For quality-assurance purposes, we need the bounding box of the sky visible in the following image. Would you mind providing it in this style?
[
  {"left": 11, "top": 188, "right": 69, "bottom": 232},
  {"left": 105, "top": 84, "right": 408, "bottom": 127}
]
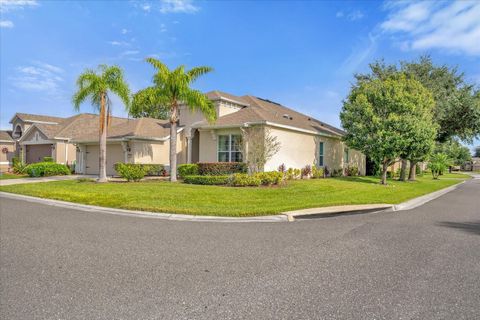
[{"left": 1, "top": 0, "right": 479, "bottom": 150}]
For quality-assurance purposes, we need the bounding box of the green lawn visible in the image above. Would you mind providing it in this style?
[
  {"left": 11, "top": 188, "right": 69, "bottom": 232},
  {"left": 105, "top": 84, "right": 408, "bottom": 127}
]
[
  {"left": 0, "top": 174, "right": 470, "bottom": 217},
  {"left": 0, "top": 173, "right": 27, "bottom": 180}
]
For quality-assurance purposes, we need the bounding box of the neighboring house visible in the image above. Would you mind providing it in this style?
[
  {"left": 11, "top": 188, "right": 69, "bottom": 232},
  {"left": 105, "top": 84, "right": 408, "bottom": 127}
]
[
  {"left": 463, "top": 157, "right": 480, "bottom": 171},
  {"left": 0, "top": 130, "right": 15, "bottom": 172},
  {"left": 4, "top": 90, "right": 366, "bottom": 176}
]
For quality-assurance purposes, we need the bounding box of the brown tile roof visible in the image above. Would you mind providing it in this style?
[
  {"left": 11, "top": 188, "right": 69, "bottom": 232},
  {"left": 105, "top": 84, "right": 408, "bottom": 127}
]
[
  {"left": 206, "top": 90, "right": 250, "bottom": 107},
  {"left": 11, "top": 113, "right": 65, "bottom": 124},
  {"left": 196, "top": 93, "right": 344, "bottom": 137},
  {"left": 0, "top": 130, "right": 14, "bottom": 142},
  {"left": 19, "top": 113, "right": 172, "bottom": 142}
]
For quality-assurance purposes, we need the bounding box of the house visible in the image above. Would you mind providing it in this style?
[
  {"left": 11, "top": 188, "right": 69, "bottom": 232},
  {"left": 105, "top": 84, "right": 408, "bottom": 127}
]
[
  {"left": 462, "top": 157, "right": 480, "bottom": 171},
  {"left": 0, "top": 130, "right": 16, "bottom": 172},
  {"left": 3, "top": 90, "right": 366, "bottom": 175}
]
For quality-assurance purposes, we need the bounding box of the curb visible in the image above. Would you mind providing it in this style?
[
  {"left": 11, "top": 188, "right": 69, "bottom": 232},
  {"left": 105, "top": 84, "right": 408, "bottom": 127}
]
[
  {"left": 392, "top": 180, "right": 466, "bottom": 211},
  {"left": 0, "top": 192, "right": 288, "bottom": 223}
]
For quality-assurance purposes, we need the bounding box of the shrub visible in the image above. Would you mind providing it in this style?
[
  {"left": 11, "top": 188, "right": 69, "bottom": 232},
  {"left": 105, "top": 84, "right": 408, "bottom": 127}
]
[
  {"left": 177, "top": 164, "right": 199, "bottom": 178},
  {"left": 286, "top": 168, "right": 301, "bottom": 180},
  {"left": 331, "top": 168, "right": 343, "bottom": 177},
  {"left": 114, "top": 163, "right": 165, "bottom": 177},
  {"left": 25, "top": 162, "right": 70, "bottom": 177},
  {"left": 311, "top": 166, "right": 324, "bottom": 179},
  {"left": 278, "top": 163, "right": 286, "bottom": 174},
  {"left": 183, "top": 175, "right": 230, "bottom": 185},
  {"left": 228, "top": 173, "right": 261, "bottom": 187},
  {"left": 12, "top": 157, "right": 27, "bottom": 174},
  {"left": 255, "top": 171, "right": 284, "bottom": 186},
  {"left": 115, "top": 163, "right": 147, "bottom": 182},
  {"left": 43, "top": 156, "right": 54, "bottom": 162},
  {"left": 428, "top": 153, "right": 450, "bottom": 179},
  {"left": 324, "top": 166, "right": 330, "bottom": 177},
  {"left": 197, "top": 162, "right": 247, "bottom": 175},
  {"left": 345, "top": 165, "right": 359, "bottom": 176},
  {"left": 301, "top": 165, "right": 312, "bottom": 179}
]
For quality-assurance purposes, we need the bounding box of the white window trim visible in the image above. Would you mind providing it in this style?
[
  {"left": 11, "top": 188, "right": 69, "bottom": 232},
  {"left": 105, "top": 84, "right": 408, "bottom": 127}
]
[{"left": 217, "top": 134, "right": 242, "bottom": 162}]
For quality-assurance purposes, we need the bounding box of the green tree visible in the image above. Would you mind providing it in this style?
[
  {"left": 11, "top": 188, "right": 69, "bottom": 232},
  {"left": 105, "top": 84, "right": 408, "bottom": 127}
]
[
  {"left": 428, "top": 153, "right": 451, "bottom": 179},
  {"left": 474, "top": 146, "right": 480, "bottom": 158},
  {"left": 73, "top": 65, "right": 130, "bottom": 182},
  {"left": 130, "top": 58, "right": 216, "bottom": 181},
  {"left": 356, "top": 56, "right": 480, "bottom": 143},
  {"left": 341, "top": 73, "right": 435, "bottom": 185},
  {"left": 435, "top": 139, "right": 472, "bottom": 166}
]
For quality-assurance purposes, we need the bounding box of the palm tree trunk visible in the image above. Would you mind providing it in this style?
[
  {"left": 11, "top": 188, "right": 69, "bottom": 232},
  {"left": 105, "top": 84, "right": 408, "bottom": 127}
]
[
  {"left": 98, "top": 94, "right": 108, "bottom": 183},
  {"left": 399, "top": 158, "right": 407, "bottom": 181},
  {"left": 408, "top": 160, "right": 417, "bottom": 181},
  {"left": 169, "top": 103, "right": 178, "bottom": 182}
]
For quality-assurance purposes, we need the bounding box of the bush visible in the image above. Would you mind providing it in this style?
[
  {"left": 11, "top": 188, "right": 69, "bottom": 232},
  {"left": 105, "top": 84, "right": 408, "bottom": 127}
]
[
  {"left": 228, "top": 173, "right": 261, "bottom": 187},
  {"left": 115, "top": 163, "right": 147, "bottom": 182},
  {"left": 428, "top": 153, "right": 450, "bottom": 179},
  {"left": 278, "top": 163, "right": 286, "bottom": 174},
  {"left": 286, "top": 168, "right": 301, "bottom": 180},
  {"left": 183, "top": 175, "right": 230, "bottom": 185},
  {"left": 25, "top": 162, "right": 70, "bottom": 177},
  {"left": 43, "top": 156, "right": 54, "bottom": 162},
  {"left": 255, "top": 171, "right": 284, "bottom": 186},
  {"left": 331, "top": 168, "right": 343, "bottom": 177},
  {"left": 345, "top": 165, "right": 359, "bottom": 176},
  {"left": 301, "top": 165, "right": 312, "bottom": 179},
  {"left": 197, "top": 162, "right": 247, "bottom": 175},
  {"left": 177, "top": 164, "right": 199, "bottom": 178},
  {"left": 312, "top": 166, "right": 324, "bottom": 179},
  {"left": 114, "top": 163, "right": 165, "bottom": 177},
  {"left": 12, "top": 157, "right": 27, "bottom": 174}
]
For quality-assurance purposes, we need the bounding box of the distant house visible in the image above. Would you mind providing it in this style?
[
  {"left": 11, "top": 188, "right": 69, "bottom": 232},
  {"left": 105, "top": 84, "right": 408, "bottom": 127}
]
[
  {"left": 3, "top": 91, "right": 366, "bottom": 175},
  {"left": 462, "top": 157, "right": 480, "bottom": 171}
]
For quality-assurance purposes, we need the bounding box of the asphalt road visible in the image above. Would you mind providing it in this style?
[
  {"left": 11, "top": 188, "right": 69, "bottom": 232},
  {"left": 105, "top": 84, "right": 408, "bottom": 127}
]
[{"left": 1, "top": 178, "right": 479, "bottom": 320}]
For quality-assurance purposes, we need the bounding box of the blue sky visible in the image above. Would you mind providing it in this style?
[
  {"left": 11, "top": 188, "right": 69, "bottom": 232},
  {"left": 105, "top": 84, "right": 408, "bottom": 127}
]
[{"left": 1, "top": 0, "right": 479, "bottom": 149}]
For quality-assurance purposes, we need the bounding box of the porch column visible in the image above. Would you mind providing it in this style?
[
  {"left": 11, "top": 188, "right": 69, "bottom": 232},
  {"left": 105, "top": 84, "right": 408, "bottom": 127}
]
[{"left": 121, "top": 141, "right": 130, "bottom": 163}]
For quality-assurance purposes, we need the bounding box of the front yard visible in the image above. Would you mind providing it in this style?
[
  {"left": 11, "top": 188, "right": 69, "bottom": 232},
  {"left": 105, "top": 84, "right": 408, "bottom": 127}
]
[
  {"left": 0, "top": 174, "right": 470, "bottom": 216},
  {"left": 0, "top": 173, "right": 27, "bottom": 180}
]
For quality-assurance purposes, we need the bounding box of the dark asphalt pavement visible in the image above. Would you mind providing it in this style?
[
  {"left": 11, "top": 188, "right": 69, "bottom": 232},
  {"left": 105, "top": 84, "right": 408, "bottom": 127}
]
[{"left": 1, "top": 178, "right": 479, "bottom": 319}]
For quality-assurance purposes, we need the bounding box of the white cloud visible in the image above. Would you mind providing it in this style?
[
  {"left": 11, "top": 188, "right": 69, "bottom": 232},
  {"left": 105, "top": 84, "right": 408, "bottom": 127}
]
[
  {"left": 381, "top": 1, "right": 480, "bottom": 56},
  {"left": 120, "top": 50, "right": 139, "bottom": 56},
  {"left": 11, "top": 62, "right": 64, "bottom": 93},
  {"left": 160, "top": 0, "right": 198, "bottom": 13},
  {"left": 0, "top": 20, "right": 13, "bottom": 28},
  {"left": 0, "top": 0, "right": 38, "bottom": 12},
  {"left": 142, "top": 3, "right": 151, "bottom": 11},
  {"left": 108, "top": 40, "right": 130, "bottom": 46},
  {"left": 336, "top": 9, "right": 364, "bottom": 21},
  {"left": 121, "top": 28, "right": 129, "bottom": 34}
]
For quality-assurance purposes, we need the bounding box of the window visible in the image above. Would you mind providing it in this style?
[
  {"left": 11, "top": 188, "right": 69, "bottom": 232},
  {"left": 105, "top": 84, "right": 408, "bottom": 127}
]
[
  {"left": 318, "top": 142, "right": 324, "bottom": 166},
  {"left": 13, "top": 125, "right": 22, "bottom": 138},
  {"left": 218, "top": 134, "right": 242, "bottom": 162},
  {"left": 344, "top": 147, "right": 349, "bottom": 164}
]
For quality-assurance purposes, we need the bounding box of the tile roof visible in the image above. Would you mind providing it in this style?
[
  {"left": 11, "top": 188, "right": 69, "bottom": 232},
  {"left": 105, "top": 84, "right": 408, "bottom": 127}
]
[
  {"left": 0, "top": 130, "right": 14, "bottom": 142},
  {"left": 196, "top": 93, "right": 345, "bottom": 137}
]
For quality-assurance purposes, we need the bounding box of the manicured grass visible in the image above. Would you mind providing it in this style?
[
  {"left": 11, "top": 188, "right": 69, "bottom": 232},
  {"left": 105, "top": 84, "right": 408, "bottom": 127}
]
[
  {"left": 0, "top": 173, "right": 27, "bottom": 180},
  {"left": 0, "top": 175, "right": 470, "bottom": 217}
]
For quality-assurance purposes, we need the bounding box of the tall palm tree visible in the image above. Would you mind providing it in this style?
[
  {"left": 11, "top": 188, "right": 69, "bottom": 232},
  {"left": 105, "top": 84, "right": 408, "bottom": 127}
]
[
  {"left": 73, "top": 65, "right": 130, "bottom": 183},
  {"left": 131, "top": 58, "right": 216, "bottom": 181}
]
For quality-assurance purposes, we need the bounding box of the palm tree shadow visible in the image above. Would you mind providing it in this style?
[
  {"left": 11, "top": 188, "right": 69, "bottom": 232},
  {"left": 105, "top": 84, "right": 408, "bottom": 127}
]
[{"left": 437, "top": 221, "right": 480, "bottom": 236}]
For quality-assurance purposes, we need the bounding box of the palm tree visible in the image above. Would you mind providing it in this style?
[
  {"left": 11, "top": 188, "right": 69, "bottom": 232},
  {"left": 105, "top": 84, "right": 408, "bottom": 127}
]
[
  {"left": 73, "top": 65, "right": 130, "bottom": 183},
  {"left": 131, "top": 58, "right": 216, "bottom": 182}
]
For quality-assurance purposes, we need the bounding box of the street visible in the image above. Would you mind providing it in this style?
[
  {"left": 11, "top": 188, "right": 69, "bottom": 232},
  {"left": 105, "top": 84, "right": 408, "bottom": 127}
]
[{"left": 1, "top": 178, "right": 479, "bottom": 319}]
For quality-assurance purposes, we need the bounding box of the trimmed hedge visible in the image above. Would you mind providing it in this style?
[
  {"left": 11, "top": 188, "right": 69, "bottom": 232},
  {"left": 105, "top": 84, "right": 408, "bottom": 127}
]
[
  {"left": 114, "top": 163, "right": 166, "bottom": 177},
  {"left": 177, "top": 164, "right": 199, "bottom": 179},
  {"left": 183, "top": 175, "right": 230, "bottom": 185},
  {"left": 255, "top": 171, "right": 284, "bottom": 185},
  {"left": 115, "top": 163, "right": 146, "bottom": 182},
  {"left": 26, "top": 162, "right": 70, "bottom": 177},
  {"left": 197, "top": 162, "right": 247, "bottom": 175},
  {"left": 228, "top": 173, "right": 261, "bottom": 187}
]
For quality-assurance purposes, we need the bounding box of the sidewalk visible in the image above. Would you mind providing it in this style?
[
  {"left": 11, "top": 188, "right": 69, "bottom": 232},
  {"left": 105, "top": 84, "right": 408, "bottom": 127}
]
[{"left": 0, "top": 175, "right": 98, "bottom": 186}]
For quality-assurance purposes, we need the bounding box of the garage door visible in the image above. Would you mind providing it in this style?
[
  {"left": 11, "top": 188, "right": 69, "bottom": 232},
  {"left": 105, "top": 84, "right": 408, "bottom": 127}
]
[
  {"left": 85, "top": 144, "right": 124, "bottom": 176},
  {"left": 26, "top": 144, "right": 52, "bottom": 164}
]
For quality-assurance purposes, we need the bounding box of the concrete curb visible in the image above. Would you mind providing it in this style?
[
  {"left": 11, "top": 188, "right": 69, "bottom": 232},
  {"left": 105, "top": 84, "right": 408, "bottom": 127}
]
[
  {"left": 0, "top": 192, "right": 288, "bottom": 223},
  {"left": 392, "top": 180, "right": 466, "bottom": 211}
]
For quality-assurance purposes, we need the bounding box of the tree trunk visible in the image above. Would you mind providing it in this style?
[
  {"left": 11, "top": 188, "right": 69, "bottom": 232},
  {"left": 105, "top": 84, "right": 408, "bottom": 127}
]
[
  {"left": 408, "top": 160, "right": 417, "bottom": 181},
  {"left": 169, "top": 104, "right": 178, "bottom": 182},
  {"left": 98, "top": 94, "right": 108, "bottom": 183},
  {"left": 399, "top": 158, "right": 407, "bottom": 181},
  {"left": 381, "top": 162, "right": 388, "bottom": 185}
]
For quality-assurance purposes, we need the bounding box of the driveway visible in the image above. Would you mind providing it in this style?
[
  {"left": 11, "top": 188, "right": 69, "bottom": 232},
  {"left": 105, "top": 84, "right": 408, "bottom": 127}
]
[
  {"left": 0, "top": 174, "right": 97, "bottom": 186},
  {"left": 1, "top": 178, "right": 479, "bottom": 319}
]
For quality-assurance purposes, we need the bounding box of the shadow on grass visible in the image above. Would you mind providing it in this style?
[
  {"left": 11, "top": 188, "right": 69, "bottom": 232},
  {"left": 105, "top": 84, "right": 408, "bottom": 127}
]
[{"left": 437, "top": 221, "right": 480, "bottom": 236}]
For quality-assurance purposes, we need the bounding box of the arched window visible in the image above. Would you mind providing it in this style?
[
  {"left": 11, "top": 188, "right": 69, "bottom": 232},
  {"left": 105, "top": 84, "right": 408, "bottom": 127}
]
[{"left": 13, "top": 125, "right": 22, "bottom": 138}]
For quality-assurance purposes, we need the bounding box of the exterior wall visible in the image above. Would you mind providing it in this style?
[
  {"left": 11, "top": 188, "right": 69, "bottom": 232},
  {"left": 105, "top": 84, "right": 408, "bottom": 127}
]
[
  {"left": 217, "top": 101, "right": 242, "bottom": 117},
  {"left": 0, "top": 142, "right": 16, "bottom": 172},
  {"left": 84, "top": 143, "right": 124, "bottom": 176},
  {"left": 178, "top": 101, "right": 242, "bottom": 128},
  {"left": 198, "top": 128, "right": 242, "bottom": 163},
  {"left": 53, "top": 142, "right": 77, "bottom": 165},
  {"left": 132, "top": 132, "right": 186, "bottom": 166}
]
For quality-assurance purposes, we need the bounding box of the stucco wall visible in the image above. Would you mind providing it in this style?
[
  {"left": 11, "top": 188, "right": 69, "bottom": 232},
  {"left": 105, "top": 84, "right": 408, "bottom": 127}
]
[
  {"left": 53, "top": 142, "right": 77, "bottom": 165},
  {"left": 132, "top": 132, "right": 186, "bottom": 165},
  {"left": 178, "top": 101, "right": 242, "bottom": 128},
  {"left": 0, "top": 142, "right": 16, "bottom": 172}
]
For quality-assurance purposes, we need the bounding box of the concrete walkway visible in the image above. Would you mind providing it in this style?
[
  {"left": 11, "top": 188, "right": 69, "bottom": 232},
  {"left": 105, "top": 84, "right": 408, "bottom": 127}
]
[{"left": 0, "top": 174, "right": 97, "bottom": 186}]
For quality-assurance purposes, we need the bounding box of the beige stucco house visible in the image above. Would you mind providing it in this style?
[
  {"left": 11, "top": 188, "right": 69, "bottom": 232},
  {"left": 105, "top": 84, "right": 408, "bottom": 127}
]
[{"left": 3, "top": 90, "right": 366, "bottom": 175}]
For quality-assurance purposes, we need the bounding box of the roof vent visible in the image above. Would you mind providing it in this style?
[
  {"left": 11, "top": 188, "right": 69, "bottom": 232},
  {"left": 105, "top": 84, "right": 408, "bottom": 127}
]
[{"left": 283, "top": 114, "right": 293, "bottom": 120}]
